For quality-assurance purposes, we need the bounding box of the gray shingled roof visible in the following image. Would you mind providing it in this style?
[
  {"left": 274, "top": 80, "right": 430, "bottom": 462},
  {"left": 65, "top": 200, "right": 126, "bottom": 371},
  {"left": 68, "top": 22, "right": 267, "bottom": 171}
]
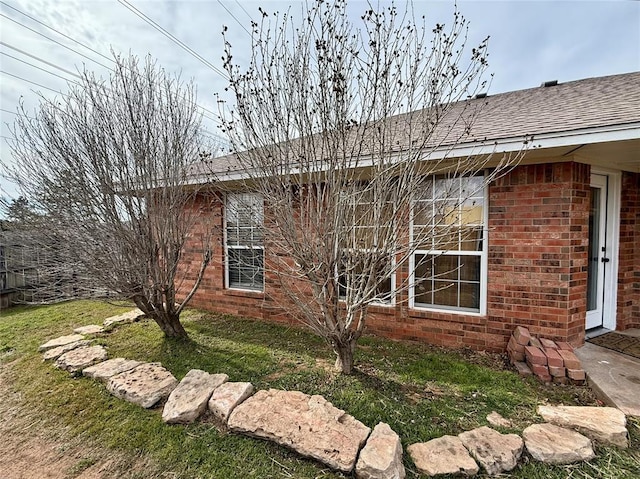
[{"left": 195, "top": 72, "right": 640, "bottom": 178}]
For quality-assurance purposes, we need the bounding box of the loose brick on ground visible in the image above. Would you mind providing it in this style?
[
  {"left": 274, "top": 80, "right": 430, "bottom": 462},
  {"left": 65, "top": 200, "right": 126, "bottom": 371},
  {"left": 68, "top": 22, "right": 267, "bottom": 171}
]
[
  {"left": 525, "top": 345, "right": 547, "bottom": 365},
  {"left": 531, "top": 364, "right": 549, "bottom": 377},
  {"left": 513, "top": 326, "right": 531, "bottom": 346},
  {"left": 513, "top": 361, "right": 532, "bottom": 377},
  {"left": 509, "top": 350, "right": 525, "bottom": 363},
  {"left": 544, "top": 348, "right": 564, "bottom": 368},
  {"left": 558, "top": 350, "right": 581, "bottom": 369},
  {"left": 539, "top": 338, "right": 558, "bottom": 350},
  {"left": 556, "top": 342, "right": 574, "bottom": 351},
  {"left": 549, "top": 366, "right": 566, "bottom": 377},
  {"left": 567, "top": 369, "right": 586, "bottom": 381},
  {"left": 508, "top": 336, "right": 526, "bottom": 353},
  {"left": 529, "top": 337, "right": 543, "bottom": 349}
]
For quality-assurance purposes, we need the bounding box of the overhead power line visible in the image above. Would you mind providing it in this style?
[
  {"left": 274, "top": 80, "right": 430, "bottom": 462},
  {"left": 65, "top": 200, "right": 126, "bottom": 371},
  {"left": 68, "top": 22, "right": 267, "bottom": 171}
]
[
  {"left": 117, "top": 0, "right": 228, "bottom": 80},
  {"left": 0, "top": 70, "right": 67, "bottom": 96},
  {"left": 217, "top": 0, "right": 251, "bottom": 37},
  {"left": 0, "top": 1, "right": 114, "bottom": 65},
  {"left": 0, "top": 3, "right": 222, "bottom": 124},
  {"left": 1, "top": 42, "right": 81, "bottom": 79},
  {"left": 0, "top": 13, "right": 112, "bottom": 70},
  {"left": 1, "top": 52, "right": 82, "bottom": 85}
]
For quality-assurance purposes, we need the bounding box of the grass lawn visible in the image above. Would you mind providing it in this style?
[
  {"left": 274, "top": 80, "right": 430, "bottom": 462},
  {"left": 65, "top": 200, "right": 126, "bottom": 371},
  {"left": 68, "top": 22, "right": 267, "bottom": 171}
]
[{"left": 0, "top": 300, "right": 638, "bottom": 478}]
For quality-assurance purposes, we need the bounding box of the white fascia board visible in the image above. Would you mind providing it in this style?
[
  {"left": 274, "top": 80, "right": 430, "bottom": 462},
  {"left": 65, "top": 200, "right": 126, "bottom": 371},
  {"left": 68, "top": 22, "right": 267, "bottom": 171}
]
[
  {"left": 424, "top": 122, "right": 640, "bottom": 161},
  {"left": 192, "top": 122, "right": 640, "bottom": 186}
]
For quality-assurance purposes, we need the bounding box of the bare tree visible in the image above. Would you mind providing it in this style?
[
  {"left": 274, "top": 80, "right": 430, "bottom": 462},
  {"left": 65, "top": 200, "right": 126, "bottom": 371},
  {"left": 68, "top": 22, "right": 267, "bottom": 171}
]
[
  {"left": 2, "top": 54, "right": 213, "bottom": 338},
  {"left": 218, "top": 0, "right": 523, "bottom": 372}
]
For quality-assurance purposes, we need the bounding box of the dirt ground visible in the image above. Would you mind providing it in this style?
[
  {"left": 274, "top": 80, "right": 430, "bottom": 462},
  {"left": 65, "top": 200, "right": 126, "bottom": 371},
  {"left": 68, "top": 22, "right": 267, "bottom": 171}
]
[{"left": 0, "top": 362, "right": 150, "bottom": 479}]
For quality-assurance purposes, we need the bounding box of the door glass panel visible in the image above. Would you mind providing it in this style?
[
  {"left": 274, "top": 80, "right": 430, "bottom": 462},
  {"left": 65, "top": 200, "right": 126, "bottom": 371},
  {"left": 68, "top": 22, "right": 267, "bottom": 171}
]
[{"left": 586, "top": 187, "right": 600, "bottom": 312}]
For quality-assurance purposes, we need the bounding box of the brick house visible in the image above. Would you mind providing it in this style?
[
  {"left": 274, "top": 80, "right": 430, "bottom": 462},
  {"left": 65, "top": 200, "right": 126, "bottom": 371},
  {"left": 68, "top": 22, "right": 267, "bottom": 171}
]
[{"left": 180, "top": 72, "right": 639, "bottom": 352}]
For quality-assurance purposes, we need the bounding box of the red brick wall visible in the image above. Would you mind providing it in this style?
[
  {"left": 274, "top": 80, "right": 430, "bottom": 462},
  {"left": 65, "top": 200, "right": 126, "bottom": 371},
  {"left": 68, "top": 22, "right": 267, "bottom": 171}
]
[
  {"left": 617, "top": 171, "right": 640, "bottom": 330},
  {"left": 180, "top": 162, "right": 593, "bottom": 351}
]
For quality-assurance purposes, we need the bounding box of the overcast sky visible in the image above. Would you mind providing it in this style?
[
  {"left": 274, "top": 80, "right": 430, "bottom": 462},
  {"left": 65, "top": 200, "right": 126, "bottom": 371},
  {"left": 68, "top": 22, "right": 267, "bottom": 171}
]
[{"left": 1, "top": 0, "right": 639, "bottom": 201}]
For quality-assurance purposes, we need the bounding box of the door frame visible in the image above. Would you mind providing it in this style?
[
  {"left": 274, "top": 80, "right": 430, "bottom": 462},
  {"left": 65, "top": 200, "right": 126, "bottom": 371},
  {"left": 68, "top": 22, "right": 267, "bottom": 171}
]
[{"left": 589, "top": 167, "right": 621, "bottom": 331}]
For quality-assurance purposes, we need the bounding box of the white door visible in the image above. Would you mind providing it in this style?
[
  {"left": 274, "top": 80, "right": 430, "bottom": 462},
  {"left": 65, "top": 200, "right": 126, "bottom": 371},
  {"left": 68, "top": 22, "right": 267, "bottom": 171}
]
[{"left": 585, "top": 174, "right": 609, "bottom": 330}]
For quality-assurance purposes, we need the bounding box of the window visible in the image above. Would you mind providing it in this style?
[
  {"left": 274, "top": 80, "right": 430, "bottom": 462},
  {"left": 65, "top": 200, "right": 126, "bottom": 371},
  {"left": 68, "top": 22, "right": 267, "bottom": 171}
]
[
  {"left": 225, "top": 193, "right": 264, "bottom": 291},
  {"left": 338, "top": 185, "right": 394, "bottom": 304},
  {"left": 411, "top": 175, "right": 486, "bottom": 313}
]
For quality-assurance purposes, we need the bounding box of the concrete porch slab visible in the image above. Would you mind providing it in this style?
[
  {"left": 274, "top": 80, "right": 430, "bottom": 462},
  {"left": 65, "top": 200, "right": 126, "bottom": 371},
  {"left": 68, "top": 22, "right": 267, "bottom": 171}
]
[{"left": 575, "top": 342, "right": 640, "bottom": 417}]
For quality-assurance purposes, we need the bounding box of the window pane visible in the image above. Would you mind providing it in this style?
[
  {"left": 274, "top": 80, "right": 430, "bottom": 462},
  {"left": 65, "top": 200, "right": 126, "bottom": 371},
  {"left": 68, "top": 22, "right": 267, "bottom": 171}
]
[
  {"left": 459, "top": 255, "right": 481, "bottom": 282},
  {"left": 433, "top": 280, "right": 457, "bottom": 307},
  {"left": 414, "top": 253, "right": 481, "bottom": 311},
  {"left": 434, "top": 255, "right": 458, "bottom": 280},
  {"left": 459, "top": 227, "right": 483, "bottom": 252},
  {"left": 228, "top": 248, "right": 263, "bottom": 290},
  {"left": 459, "top": 282, "right": 480, "bottom": 309}
]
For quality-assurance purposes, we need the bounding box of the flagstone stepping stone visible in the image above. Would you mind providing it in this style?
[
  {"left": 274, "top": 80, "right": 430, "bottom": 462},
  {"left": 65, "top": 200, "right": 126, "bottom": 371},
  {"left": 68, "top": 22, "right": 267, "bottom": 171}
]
[
  {"left": 458, "top": 426, "right": 523, "bottom": 475},
  {"left": 408, "top": 435, "right": 479, "bottom": 477},
  {"left": 55, "top": 345, "right": 108, "bottom": 374},
  {"left": 103, "top": 309, "right": 144, "bottom": 327},
  {"left": 82, "top": 358, "right": 142, "bottom": 381},
  {"left": 162, "top": 370, "right": 228, "bottom": 424},
  {"left": 537, "top": 405, "right": 628, "bottom": 448},
  {"left": 228, "top": 389, "right": 370, "bottom": 473},
  {"left": 38, "top": 334, "right": 85, "bottom": 352},
  {"left": 42, "top": 340, "right": 92, "bottom": 361},
  {"left": 523, "top": 423, "right": 595, "bottom": 464},
  {"left": 208, "top": 381, "right": 254, "bottom": 423},
  {"left": 73, "top": 324, "right": 105, "bottom": 335},
  {"left": 355, "top": 422, "right": 405, "bottom": 479},
  {"left": 107, "top": 362, "right": 178, "bottom": 408},
  {"left": 486, "top": 411, "right": 513, "bottom": 428}
]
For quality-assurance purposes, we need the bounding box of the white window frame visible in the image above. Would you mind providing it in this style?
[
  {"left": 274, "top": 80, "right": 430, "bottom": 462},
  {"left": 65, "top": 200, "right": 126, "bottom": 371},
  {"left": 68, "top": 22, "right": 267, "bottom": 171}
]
[
  {"left": 409, "top": 176, "right": 488, "bottom": 315},
  {"left": 224, "top": 192, "right": 264, "bottom": 292}
]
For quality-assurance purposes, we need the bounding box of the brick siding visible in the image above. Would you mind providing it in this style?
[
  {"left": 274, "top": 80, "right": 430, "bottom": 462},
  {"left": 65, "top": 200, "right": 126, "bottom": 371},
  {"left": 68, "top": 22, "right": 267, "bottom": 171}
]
[
  {"left": 179, "top": 162, "right": 629, "bottom": 352},
  {"left": 617, "top": 171, "right": 640, "bottom": 330}
]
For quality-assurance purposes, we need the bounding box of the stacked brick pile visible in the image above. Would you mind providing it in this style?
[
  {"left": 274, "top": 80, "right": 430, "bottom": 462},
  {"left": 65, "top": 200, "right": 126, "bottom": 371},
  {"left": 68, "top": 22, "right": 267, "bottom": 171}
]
[{"left": 507, "top": 326, "right": 585, "bottom": 385}]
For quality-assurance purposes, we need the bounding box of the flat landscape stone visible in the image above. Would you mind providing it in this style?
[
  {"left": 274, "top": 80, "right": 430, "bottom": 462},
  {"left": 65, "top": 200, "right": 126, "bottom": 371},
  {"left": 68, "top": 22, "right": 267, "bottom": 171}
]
[
  {"left": 486, "top": 411, "right": 513, "bottom": 428},
  {"left": 407, "top": 435, "right": 479, "bottom": 477},
  {"left": 103, "top": 309, "right": 144, "bottom": 327},
  {"left": 54, "top": 345, "right": 107, "bottom": 373},
  {"left": 82, "top": 358, "right": 142, "bottom": 381},
  {"left": 42, "top": 340, "right": 92, "bottom": 361},
  {"left": 537, "top": 405, "right": 628, "bottom": 448},
  {"left": 162, "top": 370, "right": 228, "bottom": 424},
  {"left": 73, "top": 324, "right": 105, "bottom": 335},
  {"left": 355, "top": 422, "right": 405, "bottom": 479},
  {"left": 38, "top": 334, "right": 85, "bottom": 352},
  {"left": 107, "top": 362, "right": 178, "bottom": 408},
  {"left": 458, "top": 426, "right": 523, "bottom": 475},
  {"left": 228, "top": 389, "right": 370, "bottom": 473},
  {"left": 523, "top": 423, "right": 594, "bottom": 464},
  {"left": 208, "top": 381, "right": 254, "bottom": 423}
]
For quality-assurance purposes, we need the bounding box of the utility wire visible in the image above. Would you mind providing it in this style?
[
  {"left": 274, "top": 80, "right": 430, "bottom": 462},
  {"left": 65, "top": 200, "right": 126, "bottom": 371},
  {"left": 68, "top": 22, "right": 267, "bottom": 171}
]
[
  {"left": 1, "top": 42, "right": 81, "bottom": 79},
  {"left": 0, "top": 4, "right": 222, "bottom": 122},
  {"left": 117, "top": 0, "right": 228, "bottom": 80},
  {"left": 0, "top": 1, "right": 114, "bottom": 65},
  {"left": 234, "top": 0, "right": 254, "bottom": 23},
  {"left": 1, "top": 52, "right": 82, "bottom": 85},
  {"left": 0, "top": 13, "right": 112, "bottom": 70},
  {"left": 1, "top": 70, "right": 67, "bottom": 96},
  {"left": 217, "top": 0, "right": 251, "bottom": 36}
]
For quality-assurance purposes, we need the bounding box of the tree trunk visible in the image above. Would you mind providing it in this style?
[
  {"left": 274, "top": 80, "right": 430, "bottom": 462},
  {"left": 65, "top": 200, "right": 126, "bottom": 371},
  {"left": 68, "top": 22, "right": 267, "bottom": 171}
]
[
  {"left": 153, "top": 312, "right": 189, "bottom": 339},
  {"left": 333, "top": 340, "right": 356, "bottom": 374},
  {"left": 134, "top": 296, "right": 188, "bottom": 339}
]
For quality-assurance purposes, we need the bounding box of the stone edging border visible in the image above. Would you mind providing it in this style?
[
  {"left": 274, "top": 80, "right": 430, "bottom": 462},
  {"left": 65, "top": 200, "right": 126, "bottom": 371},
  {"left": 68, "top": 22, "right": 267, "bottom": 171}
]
[{"left": 37, "top": 310, "right": 631, "bottom": 478}]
